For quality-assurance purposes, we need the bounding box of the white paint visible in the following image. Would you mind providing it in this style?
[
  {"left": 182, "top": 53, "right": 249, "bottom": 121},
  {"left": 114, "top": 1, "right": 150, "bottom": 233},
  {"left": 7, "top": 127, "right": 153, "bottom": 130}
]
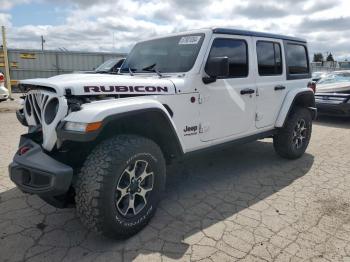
[{"left": 20, "top": 28, "right": 313, "bottom": 153}]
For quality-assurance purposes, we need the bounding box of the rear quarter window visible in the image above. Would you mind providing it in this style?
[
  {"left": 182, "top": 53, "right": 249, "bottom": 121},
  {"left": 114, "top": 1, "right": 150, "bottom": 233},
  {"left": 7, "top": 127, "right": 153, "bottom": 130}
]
[{"left": 286, "top": 43, "right": 310, "bottom": 77}]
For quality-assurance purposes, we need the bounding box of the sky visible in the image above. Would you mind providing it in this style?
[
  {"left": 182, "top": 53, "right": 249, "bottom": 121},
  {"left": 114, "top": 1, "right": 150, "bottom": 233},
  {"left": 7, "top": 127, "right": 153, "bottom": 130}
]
[{"left": 0, "top": 0, "right": 349, "bottom": 60}]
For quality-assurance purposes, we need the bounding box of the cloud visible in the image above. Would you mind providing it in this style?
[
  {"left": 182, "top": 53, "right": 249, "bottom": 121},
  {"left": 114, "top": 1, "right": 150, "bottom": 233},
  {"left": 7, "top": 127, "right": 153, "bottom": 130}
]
[
  {"left": 235, "top": 4, "right": 288, "bottom": 18},
  {"left": 0, "top": 0, "right": 31, "bottom": 10},
  {"left": 298, "top": 17, "right": 350, "bottom": 33},
  {"left": 1, "top": 0, "right": 350, "bottom": 60},
  {"left": 0, "top": 12, "right": 11, "bottom": 26}
]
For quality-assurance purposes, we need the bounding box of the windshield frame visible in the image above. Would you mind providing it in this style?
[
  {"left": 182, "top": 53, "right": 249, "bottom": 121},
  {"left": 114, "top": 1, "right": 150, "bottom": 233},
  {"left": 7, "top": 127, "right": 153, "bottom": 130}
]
[
  {"left": 120, "top": 33, "right": 205, "bottom": 75},
  {"left": 95, "top": 59, "right": 119, "bottom": 72}
]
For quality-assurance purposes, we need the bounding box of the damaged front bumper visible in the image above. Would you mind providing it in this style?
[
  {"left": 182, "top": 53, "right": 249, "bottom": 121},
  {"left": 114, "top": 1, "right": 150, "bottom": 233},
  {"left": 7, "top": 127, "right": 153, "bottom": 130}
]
[{"left": 8, "top": 134, "right": 73, "bottom": 196}]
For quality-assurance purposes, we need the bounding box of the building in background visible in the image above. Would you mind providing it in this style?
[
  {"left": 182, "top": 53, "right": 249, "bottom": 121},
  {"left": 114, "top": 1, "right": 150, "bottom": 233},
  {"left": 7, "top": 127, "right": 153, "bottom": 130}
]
[
  {"left": 0, "top": 48, "right": 127, "bottom": 87},
  {"left": 311, "top": 60, "right": 350, "bottom": 73}
]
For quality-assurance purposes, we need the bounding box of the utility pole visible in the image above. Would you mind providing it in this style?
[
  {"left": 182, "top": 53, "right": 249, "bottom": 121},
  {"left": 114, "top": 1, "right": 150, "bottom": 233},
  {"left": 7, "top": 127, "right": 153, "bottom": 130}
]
[
  {"left": 1, "top": 26, "right": 12, "bottom": 99},
  {"left": 41, "top": 35, "right": 45, "bottom": 51}
]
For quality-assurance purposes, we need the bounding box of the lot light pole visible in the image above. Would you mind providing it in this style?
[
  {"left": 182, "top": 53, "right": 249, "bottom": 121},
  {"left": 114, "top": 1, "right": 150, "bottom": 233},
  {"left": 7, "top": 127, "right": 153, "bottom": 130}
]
[
  {"left": 1, "top": 26, "right": 12, "bottom": 99},
  {"left": 41, "top": 35, "right": 45, "bottom": 51}
]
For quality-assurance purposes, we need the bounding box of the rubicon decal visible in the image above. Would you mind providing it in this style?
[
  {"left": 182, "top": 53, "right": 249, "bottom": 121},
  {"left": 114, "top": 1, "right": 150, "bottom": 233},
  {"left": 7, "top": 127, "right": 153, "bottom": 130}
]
[{"left": 84, "top": 85, "right": 169, "bottom": 93}]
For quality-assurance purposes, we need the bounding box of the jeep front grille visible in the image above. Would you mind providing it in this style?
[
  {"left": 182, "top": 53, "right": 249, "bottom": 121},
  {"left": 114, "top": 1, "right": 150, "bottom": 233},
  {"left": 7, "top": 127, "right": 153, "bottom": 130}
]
[
  {"left": 25, "top": 92, "right": 51, "bottom": 125},
  {"left": 23, "top": 90, "right": 68, "bottom": 151}
]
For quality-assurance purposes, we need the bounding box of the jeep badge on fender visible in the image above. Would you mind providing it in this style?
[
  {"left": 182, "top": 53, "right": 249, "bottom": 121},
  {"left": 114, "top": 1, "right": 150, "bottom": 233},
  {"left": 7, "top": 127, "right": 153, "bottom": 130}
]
[{"left": 10, "top": 28, "right": 316, "bottom": 239}]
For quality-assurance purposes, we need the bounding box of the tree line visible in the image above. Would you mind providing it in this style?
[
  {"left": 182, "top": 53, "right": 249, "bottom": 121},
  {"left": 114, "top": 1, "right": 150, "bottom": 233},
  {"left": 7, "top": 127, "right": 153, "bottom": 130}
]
[{"left": 313, "top": 52, "right": 334, "bottom": 62}]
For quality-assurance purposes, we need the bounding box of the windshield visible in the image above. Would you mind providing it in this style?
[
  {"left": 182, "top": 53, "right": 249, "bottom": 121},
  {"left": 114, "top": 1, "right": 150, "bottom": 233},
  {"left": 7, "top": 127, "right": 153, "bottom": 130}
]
[
  {"left": 120, "top": 33, "right": 205, "bottom": 74},
  {"left": 95, "top": 59, "right": 118, "bottom": 72},
  {"left": 318, "top": 72, "right": 350, "bottom": 84}
]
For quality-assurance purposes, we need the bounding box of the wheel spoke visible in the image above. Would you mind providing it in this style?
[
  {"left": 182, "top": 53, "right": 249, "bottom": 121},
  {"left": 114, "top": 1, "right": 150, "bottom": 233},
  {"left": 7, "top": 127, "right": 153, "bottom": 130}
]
[
  {"left": 139, "top": 171, "right": 153, "bottom": 183},
  {"left": 136, "top": 186, "right": 153, "bottom": 207},
  {"left": 116, "top": 186, "right": 128, "bottom": 198},
  {"left": 139, "top": 186, "right": 153, "bottom": 197},
  {"left": 127, "top": 196, "right": 136, "bottom": 215},
  {"left": 125, "top": 167, "right": 136, "bottom": 180}
]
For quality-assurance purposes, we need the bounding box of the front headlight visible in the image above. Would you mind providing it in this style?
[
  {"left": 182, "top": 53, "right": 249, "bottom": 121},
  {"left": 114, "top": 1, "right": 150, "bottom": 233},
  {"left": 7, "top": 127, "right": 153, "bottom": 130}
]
[
  {"left": 64, "top": 122, "right": 88, "bottom": 132},
  {"left": 64, "top": 121, "right": 102, "bottom": 132},
  {"left": 44, "top": 98, "right": 59, "bottom": 124}
]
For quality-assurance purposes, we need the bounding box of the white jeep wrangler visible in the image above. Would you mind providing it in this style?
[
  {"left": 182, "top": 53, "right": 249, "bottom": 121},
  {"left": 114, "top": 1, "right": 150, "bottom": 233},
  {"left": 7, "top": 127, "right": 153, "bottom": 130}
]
[{"left": 9, "top": 28, "right": 316, "bottom": 239}]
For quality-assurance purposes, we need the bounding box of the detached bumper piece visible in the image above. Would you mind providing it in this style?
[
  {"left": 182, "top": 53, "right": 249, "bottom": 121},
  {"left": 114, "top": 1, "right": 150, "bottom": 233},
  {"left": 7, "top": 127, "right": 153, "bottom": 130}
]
[{"left": 9, "top": 136, "right": 73, "bottom": 196}]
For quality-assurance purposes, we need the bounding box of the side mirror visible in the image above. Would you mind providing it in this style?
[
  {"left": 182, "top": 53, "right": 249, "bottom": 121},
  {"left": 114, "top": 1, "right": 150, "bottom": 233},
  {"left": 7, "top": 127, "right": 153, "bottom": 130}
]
[{"left": 203, "top": 56, "right": 229, "bottom": 84}]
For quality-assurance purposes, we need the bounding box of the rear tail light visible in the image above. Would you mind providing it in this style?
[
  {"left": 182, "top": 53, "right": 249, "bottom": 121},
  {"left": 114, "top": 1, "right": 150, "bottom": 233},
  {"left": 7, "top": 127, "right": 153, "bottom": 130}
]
[
  {"left": 308, "top": 82, "right": 316, "bottom": 93},
  {"left": 0, "top": 74, "right": 4, "bottom": 83}
]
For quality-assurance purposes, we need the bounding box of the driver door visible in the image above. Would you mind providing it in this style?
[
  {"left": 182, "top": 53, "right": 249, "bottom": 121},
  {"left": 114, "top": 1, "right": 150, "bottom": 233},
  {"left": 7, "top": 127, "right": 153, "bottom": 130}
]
[{"left": 199, "top": 35, "right": 256, "bottom": 142}]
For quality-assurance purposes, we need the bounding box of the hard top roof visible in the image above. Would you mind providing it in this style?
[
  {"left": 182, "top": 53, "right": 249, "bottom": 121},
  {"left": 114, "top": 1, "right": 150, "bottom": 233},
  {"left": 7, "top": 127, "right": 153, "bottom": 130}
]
[{"left": 212, "top": 28, "right": 306, "bottom": 43}]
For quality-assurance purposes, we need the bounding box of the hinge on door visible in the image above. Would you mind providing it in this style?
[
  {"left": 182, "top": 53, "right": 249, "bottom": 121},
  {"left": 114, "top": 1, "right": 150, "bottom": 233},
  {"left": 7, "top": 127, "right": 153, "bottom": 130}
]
[
  {"left": 255, "top": 112, "right": 263, "bottom": 121},
  {"left": 198, "top": 94, "right": 203, "bottom": 104},
  {"left": 256, "top": 88, "right": 259, "bottom": 96},
  {"left": 199, "top": 123, "right": 209, "bottom": 133},
  {"left": 198, "top": 94, "right": 209, "bottom": 104}
]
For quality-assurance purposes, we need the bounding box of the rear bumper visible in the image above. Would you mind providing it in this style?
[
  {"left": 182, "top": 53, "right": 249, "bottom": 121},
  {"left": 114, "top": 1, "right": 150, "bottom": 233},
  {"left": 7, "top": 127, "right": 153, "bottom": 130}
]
[
  {"left": 9, "top": 135, "right": 73, "bottom": 196},
  {"left": 316, "top": 102, "right": 350, "bottom": 117}
]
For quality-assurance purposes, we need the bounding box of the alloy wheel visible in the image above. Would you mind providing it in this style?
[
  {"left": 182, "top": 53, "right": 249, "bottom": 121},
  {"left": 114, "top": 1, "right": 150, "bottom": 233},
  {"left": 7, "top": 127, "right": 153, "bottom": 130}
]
[
  {"left": 292, "top": 119, "right": 308, "bottom": 149},
  {"left": 115, "top": 160, "right": 154, "bottom": 217}
]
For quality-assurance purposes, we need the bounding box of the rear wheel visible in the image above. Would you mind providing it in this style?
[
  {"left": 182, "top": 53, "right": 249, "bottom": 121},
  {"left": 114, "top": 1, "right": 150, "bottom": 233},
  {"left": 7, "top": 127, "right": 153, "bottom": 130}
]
[
  {"left": 75, "top": 135, "right": 166, "bottom": 239},
  {"left": 273, "top": 107, "right": 312, "bottom": 159}
]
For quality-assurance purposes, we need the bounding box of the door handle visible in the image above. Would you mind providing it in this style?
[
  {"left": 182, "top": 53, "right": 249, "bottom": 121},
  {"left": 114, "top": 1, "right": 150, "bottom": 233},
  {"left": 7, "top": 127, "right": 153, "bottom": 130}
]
[
  {"left": 240, "top": 88, "right": 255, "bottom": 95},
  {"left": 274, "top": 85, "right": 286, "bottom": 91}
]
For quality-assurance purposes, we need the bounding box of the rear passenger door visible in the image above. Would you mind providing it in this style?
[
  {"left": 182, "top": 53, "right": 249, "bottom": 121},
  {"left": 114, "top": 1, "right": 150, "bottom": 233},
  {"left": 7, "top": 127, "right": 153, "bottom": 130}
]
[{"left": 254, "top": 38, "right": 287, "bottom": 128}]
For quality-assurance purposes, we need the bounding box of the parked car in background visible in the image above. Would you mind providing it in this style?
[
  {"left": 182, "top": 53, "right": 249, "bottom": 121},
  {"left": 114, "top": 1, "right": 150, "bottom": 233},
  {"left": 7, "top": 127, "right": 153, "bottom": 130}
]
[
  {"left": 315, "top": 71, "right": 350, "bottom": 117},
  {"left": 77, "top": 58, "right": 125, "bottom": 74},
  {"left": 312, "top": 71, "right": 328, "bottom": 82},
  {"left": 0, "top": 73, "right": 9, "bottom": 102}
]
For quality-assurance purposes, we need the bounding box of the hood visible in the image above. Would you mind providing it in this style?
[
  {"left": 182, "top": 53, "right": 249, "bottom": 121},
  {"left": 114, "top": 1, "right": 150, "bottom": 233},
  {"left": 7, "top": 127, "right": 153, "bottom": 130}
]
[
  {"left": 20, "top": 73, "right": 177, "bottom": 96},
  {"left": 316, "top": 82, "right": 350, "bottom": 93}
]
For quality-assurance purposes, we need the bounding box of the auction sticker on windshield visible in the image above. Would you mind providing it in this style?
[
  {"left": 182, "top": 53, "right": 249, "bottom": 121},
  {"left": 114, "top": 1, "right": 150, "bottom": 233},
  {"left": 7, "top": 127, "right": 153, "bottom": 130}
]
[{"left": 179, "top": 35, "right": 201, "bottom": 45}]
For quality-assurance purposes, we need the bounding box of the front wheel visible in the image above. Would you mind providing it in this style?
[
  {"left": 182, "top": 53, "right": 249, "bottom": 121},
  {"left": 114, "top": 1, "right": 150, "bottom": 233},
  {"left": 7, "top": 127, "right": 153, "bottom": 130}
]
[
  {"left": 273, "top": 107, "right": 312, "bottom": 159},
  {"left": 75, "top": 135, "right": 166, "bottom": 239}
]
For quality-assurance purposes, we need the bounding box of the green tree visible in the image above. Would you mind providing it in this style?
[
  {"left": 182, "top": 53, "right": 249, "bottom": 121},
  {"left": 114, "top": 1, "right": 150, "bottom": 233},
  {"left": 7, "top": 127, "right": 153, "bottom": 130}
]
[
  {"left": 326, "top": 53, "right": 334, "bottom": 62},
  {"left": 313, "top": 53, "right": 324, "bottom": 62}
]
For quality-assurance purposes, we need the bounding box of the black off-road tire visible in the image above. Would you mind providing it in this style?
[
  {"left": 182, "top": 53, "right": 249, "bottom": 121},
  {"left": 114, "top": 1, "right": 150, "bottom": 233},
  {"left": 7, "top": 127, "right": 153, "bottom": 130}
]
[
  {"left": 75, "top": 135, "right": 166, "bottom": 239},
  {"left": 273, "top": 107, "right": 312, "bottom": 159}
]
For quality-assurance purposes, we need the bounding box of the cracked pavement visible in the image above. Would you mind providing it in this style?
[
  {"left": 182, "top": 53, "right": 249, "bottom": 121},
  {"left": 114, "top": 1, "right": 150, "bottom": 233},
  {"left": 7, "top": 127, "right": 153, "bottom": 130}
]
[{"left": 1, "top": 98, "right": 350, "bottom": 261}]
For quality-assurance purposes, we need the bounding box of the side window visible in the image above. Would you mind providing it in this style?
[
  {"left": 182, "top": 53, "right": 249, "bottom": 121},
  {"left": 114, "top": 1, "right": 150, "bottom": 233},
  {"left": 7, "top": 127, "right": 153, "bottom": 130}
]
[
  {"left": 286, "top": 44, "right": 309, "bottom": 74},
  {"left": 256, "top": 41, "right": 282, "bottom": 75},
  {"left": 206, "top": 38, "right": 248, "bottom": 78}
]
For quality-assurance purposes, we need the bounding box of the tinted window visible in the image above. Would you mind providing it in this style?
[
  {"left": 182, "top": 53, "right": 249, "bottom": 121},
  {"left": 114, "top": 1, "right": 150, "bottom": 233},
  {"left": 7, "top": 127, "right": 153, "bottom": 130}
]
[
  {"left": 257, "top": 41, "right": 282, "bottom": 75},
  {"left": 286, "top": 44, "right": 309, "bottom": 74},
  {"left": 206, "top": 39, "right": 248, "bottom": 78}
]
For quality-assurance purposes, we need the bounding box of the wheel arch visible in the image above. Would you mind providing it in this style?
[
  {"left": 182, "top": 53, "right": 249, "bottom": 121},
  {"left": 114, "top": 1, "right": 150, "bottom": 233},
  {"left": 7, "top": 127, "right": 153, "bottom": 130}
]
[
  {"left": 58, "top": 107, "right": 184, "bottom": 163},
  {"left": 275, "top": 88, "right": 316, "bottom": 128},
  {"left": 98, "top": 108, "right": 184, "bottom": 161}
]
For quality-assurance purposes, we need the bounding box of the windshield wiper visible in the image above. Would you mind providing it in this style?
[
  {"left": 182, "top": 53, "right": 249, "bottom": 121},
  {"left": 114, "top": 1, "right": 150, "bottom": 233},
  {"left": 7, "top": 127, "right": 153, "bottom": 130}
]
[
  {"left": 120, "top": 67, "right": 136, "bottom": 76},
  {"left": 142, "top": 64, "right": 162, "bottom": 77}
]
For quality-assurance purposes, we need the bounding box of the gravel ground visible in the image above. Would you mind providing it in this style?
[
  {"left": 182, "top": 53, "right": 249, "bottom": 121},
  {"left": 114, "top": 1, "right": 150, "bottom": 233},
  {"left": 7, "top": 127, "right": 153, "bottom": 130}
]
[{"left": 1, "top": 97, "right": 350, "bottom": 261}]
